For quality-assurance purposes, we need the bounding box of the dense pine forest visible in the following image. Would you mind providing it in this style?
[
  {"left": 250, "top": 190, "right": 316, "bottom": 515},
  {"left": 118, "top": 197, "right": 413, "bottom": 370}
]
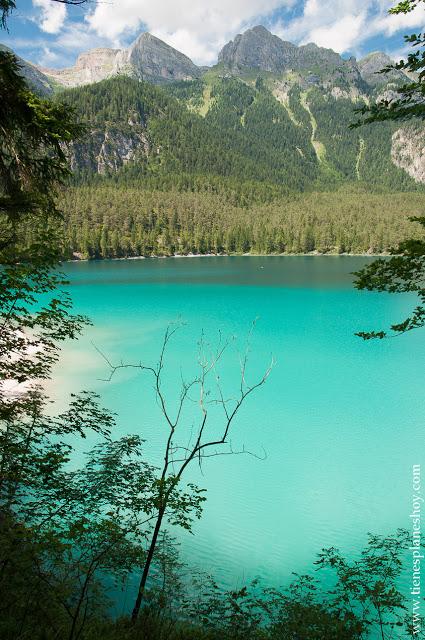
[{"left": 57, "top": 185, "right": 424, "bottom": 258}]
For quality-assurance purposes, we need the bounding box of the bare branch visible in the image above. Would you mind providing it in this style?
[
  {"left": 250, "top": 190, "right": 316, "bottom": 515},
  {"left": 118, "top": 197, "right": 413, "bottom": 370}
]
[{"left": 97, "top": 323, "right": 273, "bottom": 621}]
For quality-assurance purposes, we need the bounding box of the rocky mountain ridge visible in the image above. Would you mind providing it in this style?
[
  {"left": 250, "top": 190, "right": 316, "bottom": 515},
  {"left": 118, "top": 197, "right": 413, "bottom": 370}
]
[
  {"left": 7, "top": 25, "right": 409, "bottom": 93},
  {"left": 357, "top": 51, "right": 408, "bottom": 87},
  {"left": 38, "top": 32, "right": 202, "bottom": 89},
  {"left": 219, "top": 26, "right": 359, "bottom": 78}
]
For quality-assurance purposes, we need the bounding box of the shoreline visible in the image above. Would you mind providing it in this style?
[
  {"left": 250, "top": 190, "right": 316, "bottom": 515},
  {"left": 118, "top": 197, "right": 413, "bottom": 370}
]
[{"left": 66, "top": 251, "right": 389, "bottom": 263}]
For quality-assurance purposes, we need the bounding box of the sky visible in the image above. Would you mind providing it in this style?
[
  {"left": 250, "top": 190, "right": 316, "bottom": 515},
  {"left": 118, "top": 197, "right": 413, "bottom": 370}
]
[{"left": 1, "top": 0, "right": 424, "bottom": 69}]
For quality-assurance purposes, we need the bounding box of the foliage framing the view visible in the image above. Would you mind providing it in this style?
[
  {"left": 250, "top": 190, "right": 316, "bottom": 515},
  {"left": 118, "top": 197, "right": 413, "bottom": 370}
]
[
  {"left": 1, "top": 1, "right": 424, "bottom": 638},
  {"left": 353, "top": 0, "right": 425, "bottom": 339}
]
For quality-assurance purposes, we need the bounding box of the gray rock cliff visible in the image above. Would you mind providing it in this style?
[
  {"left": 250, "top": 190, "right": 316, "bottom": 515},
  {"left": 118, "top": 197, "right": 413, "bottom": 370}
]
[{"left": 392, "top": 124, "right": 425, "bottom": 183}]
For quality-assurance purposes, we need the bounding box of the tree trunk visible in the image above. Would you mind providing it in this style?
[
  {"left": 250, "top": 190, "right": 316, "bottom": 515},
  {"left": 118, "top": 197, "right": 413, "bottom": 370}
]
[
  {"left": 377, "top": 605, "right": 386, "bottom": 640},
  {"left": 131, "top": 506, "right": 166, "bottom": 623}
]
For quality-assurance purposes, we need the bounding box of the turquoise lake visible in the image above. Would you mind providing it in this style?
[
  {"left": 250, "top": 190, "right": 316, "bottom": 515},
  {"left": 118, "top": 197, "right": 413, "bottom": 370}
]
[{"left": 53, "top": 256, "right": 424, "bottom": 601}]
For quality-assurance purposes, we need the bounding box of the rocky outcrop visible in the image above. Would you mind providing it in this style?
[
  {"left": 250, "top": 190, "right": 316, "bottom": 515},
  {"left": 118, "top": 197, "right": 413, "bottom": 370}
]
[
  {"left": 296, "top": 42, "right": 347, "bottom": 72},
  {"left": 68, "top": 127, "right": 150, "bottom": 174},
  {"left": 218, "top": 25, "right": 298, "bottom": 73},
  {"left": 40, "top": 48, "right": 120, "bottom": 88},
  {"left": 330, "top": 85, "right": 364, "bottom": 101},
  {"left": 391, "top": 124, "right": 425, "bottom": 183},
  {"left": 68, "top": 109, "right": 151, "bottom": 175}
]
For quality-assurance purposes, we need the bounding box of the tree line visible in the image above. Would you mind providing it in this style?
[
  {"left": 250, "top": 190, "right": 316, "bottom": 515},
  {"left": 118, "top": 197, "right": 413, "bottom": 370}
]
[{"left": 49, "top": 184, "right": 425, "bottom": 259}]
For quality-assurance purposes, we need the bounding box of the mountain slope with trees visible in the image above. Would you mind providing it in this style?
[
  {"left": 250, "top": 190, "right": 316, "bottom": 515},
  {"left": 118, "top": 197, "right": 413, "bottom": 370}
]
[
  {"left": 44, "top": 70, "right": 425, "bottom": 259},
  {"left": 60, "top": 70, "right": 420, "bottom": 190}
]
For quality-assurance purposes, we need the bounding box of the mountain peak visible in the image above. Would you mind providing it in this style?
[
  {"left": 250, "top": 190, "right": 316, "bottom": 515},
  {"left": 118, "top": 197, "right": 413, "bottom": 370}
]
[
  {"left": 250, "top": 25, "right": 273, "bottom": 35},
  {"left": 218, "top": 25, "right": 355, "bottom": 78},
  {"left": 218, "top": 25, "right": 297, "bottom": 73},
  {"left": 14, "top": 24, "right": 406, "bottom": 93},
  {"left": 129, "top": 31, "right": 164, "bottom": 47},
  {"left": 37, "top": 30, "right": 200, "bottom": 88},
  {"left": 123, "top": 31, "right": 200, "bottom": 83},
  {"left": 358, "top": 51, "right": 407, "bottom": 87}
]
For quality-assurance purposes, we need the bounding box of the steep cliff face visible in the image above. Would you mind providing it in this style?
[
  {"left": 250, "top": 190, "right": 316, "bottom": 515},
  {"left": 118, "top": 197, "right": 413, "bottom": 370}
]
[
  {"left": 68, "top": 110, "right": 151, "bottom": 175},
  {"left": 392, "top": 124, "right": 425, "bottom": 183},
  {"left": 218, "top": 25, "right": 298, "bottom": 73},
  {"left": 122, "top": 32, "right": 201, "bottom": 83},
  {"left": 69, "top": 128, "right": 150, "bottom": 174}
]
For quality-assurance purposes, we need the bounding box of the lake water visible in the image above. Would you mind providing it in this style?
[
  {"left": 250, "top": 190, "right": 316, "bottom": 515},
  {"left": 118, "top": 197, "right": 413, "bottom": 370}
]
[{"left": 54, "top": 256, "right": 424, "bottom": 601}]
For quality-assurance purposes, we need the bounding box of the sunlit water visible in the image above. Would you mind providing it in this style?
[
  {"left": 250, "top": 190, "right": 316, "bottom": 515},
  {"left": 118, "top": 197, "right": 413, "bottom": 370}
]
[{"left": 51, "top": 256, "right": 424, "bottom": 608}]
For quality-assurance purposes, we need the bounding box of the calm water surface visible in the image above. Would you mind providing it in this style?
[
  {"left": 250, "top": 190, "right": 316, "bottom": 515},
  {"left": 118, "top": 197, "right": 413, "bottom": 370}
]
[{"left": 53, "top": 257, "right": 424, "bottom": 598}]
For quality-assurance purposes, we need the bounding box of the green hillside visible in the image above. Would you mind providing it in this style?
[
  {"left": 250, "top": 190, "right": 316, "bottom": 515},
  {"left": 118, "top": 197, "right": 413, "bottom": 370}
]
[{"left": 61, "top": 74, "right": 417, "bottom": 191}]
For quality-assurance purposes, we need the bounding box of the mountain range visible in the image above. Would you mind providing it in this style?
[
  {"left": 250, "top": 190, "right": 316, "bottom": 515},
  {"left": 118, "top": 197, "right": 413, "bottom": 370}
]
[
  {"left": 9, "top": 25, "right": 408, "bottom": 94},
  {"left": 5, "top": 25, "right": 420, "bottom": 184}
]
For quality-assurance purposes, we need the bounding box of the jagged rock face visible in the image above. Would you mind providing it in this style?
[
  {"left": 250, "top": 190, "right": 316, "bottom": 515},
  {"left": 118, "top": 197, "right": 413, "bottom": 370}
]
[
  {"left": 358, "top": 52, "right": 407, "bottom": 87},
  {"left": 218, "top": 26, "right": 365, "bottom": 92},
  {"left": 41, "top": 33, "right": 201, "bottom": 88},
  {"left": 297, "top": 47, "right": 364, "bottom": 89},
  {"left": 330, "top": 85, "right": 363, "bottom": 101},
  {"left": 392, "top": 124, "right": 425, "bottom": 183},
  {"left": 218, "top": 25, "right": 298, "bottom": 73},
  {"left": 67, "top": 112, "right": 151, "bottom": 175},
  {"left": 123, "top": 32, "right": 201, "bottom": 83},
  {"left": 41, "top": 48, "right": 120, "bottom": 88},
  {"left": 0, "top": 44, "right": 53, "bottom": 95},
  {"left": 296, "top": 42, "right": 345, "bottom": 71}
]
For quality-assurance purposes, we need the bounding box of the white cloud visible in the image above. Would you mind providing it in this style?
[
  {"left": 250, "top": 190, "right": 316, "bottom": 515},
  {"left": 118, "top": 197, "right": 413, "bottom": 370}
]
[
  {"left": 38, "top": 45, "right": 63, "bottom": 66},
  {"left": 365, "top": 3, "right": 424, "bottom": 38},
  {"left": 33, "top": 0, "right": 66, "bottom": 34},
  {"left": 273, "top": 0, "right": 424, "bottom": 55},
  {"left": 306, "top": 13, "right": 366, "bottom": 51},
  {"left": 55, "top": 22, "right": 115, "bottom": 53},
  {"left": 152, "top": 28, "right": 224, "bottom": 66},
  {"left": 85, "top": 0, "right": 295, "bottom": 64}
]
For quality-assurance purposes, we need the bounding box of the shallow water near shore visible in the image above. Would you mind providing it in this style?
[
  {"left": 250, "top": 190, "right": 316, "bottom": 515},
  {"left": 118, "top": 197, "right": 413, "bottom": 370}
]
[{"left": 53, "top": 256, "right": 424, "bottom": 608}]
